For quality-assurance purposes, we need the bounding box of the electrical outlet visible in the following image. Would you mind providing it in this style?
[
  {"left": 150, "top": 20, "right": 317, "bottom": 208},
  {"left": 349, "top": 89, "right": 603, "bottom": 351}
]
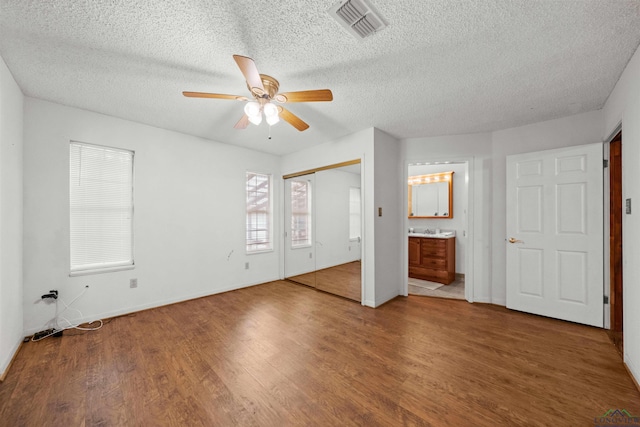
[
  {"left": 245, "top": 262, "right": 249, "bottom": 270},
  {"left": 130, "top": 278, "right": 138, "bottom": 288}
]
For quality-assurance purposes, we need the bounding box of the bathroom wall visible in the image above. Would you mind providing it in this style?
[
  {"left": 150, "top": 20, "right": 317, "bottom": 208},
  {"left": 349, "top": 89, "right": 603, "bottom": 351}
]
[{"left": 407, "top": 162, "right": 468, "bottom": 274}]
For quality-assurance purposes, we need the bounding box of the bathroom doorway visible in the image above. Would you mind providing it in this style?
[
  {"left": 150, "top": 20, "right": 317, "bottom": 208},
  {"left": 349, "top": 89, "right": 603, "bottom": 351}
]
[{"left": 405, "top": 160, "right": 473, "bottom": 302}]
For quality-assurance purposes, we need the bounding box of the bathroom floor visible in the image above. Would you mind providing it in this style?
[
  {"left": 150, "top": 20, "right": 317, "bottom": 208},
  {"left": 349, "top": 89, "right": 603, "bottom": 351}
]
[{"left": 408, "top": 277, "right": 465, "bottom": 300}]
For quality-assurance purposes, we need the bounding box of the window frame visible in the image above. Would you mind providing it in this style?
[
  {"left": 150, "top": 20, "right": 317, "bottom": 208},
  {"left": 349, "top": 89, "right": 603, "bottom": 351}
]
[
  {"left": 69, "top": 141, "right": 135, "bottom": 276},
  {"left": 290, "top": 179, "right": 312, "bottom": 249},
  {"left": 246, "top": 171, "right": 273, "bottom": 254}
]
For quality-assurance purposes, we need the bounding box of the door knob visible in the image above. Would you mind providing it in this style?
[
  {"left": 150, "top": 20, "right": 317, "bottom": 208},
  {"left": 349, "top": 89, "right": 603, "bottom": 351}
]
[{"left": 508, "top": 237, "right": 524, "bottom": 244}]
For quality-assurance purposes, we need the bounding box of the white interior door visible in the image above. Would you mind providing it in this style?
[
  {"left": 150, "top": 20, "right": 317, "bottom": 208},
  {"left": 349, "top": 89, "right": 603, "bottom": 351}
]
[
  {"left": 506, "top": 143, "right": 604, "bottom": 327},
  {"left": 284, "top": 175, "right": 315, "bottom": 278}
]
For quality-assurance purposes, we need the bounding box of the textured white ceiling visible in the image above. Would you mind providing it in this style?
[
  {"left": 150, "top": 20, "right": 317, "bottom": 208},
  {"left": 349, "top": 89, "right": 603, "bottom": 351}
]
[{"left": 1, "top": 1, "right": 639, "bottom": 155}]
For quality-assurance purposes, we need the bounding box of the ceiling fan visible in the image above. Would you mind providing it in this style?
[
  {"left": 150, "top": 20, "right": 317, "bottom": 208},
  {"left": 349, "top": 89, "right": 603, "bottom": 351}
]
[{"left": 183, "top": 55, "right": 333, "bottom": 132}]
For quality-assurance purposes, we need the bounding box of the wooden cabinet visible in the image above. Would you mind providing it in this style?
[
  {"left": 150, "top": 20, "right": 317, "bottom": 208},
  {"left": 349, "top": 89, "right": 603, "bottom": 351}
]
[
  {"left": 409, "top": 237, "right": 421, "bottom": 266},
  {"left": 408, "top": 237, "right": 455, "bottom": 284}
]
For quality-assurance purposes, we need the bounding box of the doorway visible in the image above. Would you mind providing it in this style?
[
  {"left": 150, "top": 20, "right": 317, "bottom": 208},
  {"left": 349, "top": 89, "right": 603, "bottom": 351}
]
[
  {"left": 608, "top": 131, "right": 623, "bottom": 354},
  {"left": 405, "top": 160, "right": 472, "bottom": 301}
]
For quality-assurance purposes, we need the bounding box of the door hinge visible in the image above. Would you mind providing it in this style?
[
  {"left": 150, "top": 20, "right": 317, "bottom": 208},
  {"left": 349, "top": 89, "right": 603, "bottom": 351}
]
[
  {"left": 603, "top": 295, "right": 609, "bottom": 304},
  {"left": 603, "top": 159, "right": 609, "bottom": 168}
]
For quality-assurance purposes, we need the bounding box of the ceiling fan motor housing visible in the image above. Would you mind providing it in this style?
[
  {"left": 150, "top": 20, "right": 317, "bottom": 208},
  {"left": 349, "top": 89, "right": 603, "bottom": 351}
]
[{"left": 249, "top": 74, "right": 280, "bottom": 99}]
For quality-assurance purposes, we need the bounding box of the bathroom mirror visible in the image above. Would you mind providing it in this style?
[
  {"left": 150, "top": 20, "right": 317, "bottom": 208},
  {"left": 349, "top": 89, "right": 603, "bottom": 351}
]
[{"left": 408, "top": 171, "right": 453, "bottom": 218}]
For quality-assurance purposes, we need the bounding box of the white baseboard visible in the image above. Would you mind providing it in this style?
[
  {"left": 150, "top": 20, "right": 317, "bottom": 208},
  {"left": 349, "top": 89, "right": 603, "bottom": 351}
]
[
  {"left": 24, "top": 277, "right": 279, "bottom": 336},
  {"left": 0, "top": 338, "right": 23, "bottom": 381},
  {"left": 625, "top": 356, "right": 640, "bottom": 392},
  {"left": 491, "top": 297, "right": 506, "bottom": 306}
]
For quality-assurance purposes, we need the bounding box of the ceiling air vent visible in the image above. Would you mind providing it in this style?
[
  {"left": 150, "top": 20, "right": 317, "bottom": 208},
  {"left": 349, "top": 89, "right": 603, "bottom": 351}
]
[{"left": 329, "top": 0, "right": 388, "bottom": 40}]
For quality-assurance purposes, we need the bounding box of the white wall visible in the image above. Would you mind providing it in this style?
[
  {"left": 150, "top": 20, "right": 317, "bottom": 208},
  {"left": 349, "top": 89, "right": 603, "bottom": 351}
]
[
  {"left": 403, "top": 133, "right": 493, "bottom": 302},
  {"left": 372, "top": 129, "right": 403, "bottom": 306},
  {"left": 408, "top": 162, "right": 468, "bottom": 273},
  {"left": 22, "top": 98, "right": 281, "bottom": 333},
  {"left": 281, "top": 128, "right": 376, "bottom": 304},
  {"left": 0, "top": 55, "right": 24, "bottom": 377},
  {"left": 315, "top": 168, "right": 361, "bottom": 270},
  {"left": 280, "top": 128, "right": 403, "bottom": 307},
  {"left": 490, "top": 110, "right": 604, "bottom": 305},
  {"left": 603, "top": 43, "right": 640, "bottom": 385}
]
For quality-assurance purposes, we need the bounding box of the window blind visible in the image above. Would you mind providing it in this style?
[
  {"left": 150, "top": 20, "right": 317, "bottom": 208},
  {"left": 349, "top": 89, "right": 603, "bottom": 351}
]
[
  {"left": 70, "top": 142, "right": 134, "bottom": 273},
  {"left": 246, "top": 172, "right": 272, "bottom": 252}
]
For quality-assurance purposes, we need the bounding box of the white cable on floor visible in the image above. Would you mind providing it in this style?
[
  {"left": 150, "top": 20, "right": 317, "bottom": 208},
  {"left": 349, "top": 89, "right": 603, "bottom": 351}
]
[{"left": 31, "top": 286, "right": 104, "bottom": 341}]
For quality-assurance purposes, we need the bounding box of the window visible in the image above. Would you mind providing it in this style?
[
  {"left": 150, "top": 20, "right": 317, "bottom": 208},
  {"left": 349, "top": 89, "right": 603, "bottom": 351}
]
[
  {"left": 246, "top": 172, "right": 272, "bottom": 252},
  {"left": 70, "top": 142, "right": 134, "bottom": 274},
  {"left": 290, "top": 180, "right": 312, "bottom": 247},
  {"left": 349, "top": 187, "right": 361, "bottom": 240}
]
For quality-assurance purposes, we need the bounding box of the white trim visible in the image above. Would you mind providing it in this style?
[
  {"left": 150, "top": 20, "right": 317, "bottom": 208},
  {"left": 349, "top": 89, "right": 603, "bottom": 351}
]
[
  {"left": 603, "top": 140, "right": 611, "bottom": 330},
  {"left": 69, "top": 264, "right": 135, "bottom": 277},
  {"left": 246, "top": 248, "right": 274, "bottom": 256},
  {"left": 0, "top": 338, "right": 22, "bottom": 380}
]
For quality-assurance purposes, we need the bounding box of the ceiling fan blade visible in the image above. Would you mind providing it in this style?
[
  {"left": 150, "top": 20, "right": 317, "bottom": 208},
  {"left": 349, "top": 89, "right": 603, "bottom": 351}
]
[
  {"left": 234, "top": 114, "right": 250, "bottom": 130},
  {"left": 233, "top": 55, "right": 265, "bottom": 92},
  {"left": 278, "top": 106, "right": 309, "bottom": 131},
  {"left": 276, "top": 89, "right": 333, "bottom": 103},
  {"left": 183, "top": 91, "right": 248, "bottom": 101}
]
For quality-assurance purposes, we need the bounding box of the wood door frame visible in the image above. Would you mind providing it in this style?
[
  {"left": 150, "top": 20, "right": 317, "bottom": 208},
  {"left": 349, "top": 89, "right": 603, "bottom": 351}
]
[{"left": 608, "top": 131, "right": 623, "bottom": 355}]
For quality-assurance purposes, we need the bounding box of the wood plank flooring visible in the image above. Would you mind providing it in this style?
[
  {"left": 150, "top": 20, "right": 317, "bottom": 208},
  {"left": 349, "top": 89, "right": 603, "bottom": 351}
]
[{"left": 1, "top": 280, "right": 639, "bottom": 426}]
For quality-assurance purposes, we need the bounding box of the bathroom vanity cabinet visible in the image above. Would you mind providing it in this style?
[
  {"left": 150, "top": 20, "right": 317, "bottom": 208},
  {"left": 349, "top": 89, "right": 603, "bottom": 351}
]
[{"left": 408, "top": 236, "right": 455, "bottom": 284}]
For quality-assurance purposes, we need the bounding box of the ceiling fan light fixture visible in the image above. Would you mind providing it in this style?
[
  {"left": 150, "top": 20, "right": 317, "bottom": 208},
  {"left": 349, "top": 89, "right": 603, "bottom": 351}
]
[
  {"left": 266, "top": 114, "right": 280, "bottom": 126},
  {"left": 248, "top": 114, "right": 262, "bottom": 126},
  {"left": 263, "top": 102, "right": 278, "bottom": 118},
  {"left": 244, "top": 101, "right": 261, "bottom": 118}
]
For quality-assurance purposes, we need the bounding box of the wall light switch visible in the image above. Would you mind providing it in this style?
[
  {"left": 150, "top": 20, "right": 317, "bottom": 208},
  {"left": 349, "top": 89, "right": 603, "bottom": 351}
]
[
  {"left": 626, "top": 198, "right": 632, "bottom": 214},
  {"left": 130, "top": 278, "right": 138, "bottom": 288}
]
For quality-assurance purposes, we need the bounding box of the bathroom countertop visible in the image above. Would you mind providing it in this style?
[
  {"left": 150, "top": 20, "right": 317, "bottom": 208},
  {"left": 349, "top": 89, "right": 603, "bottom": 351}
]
[{"left": 408, "top": 232, "right": 455, "bottom": 239}]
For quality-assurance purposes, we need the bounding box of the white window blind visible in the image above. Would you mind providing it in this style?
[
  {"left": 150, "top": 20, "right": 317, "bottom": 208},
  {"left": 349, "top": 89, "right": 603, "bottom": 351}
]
[
  {"left": 349, "top": 187, "right": 361, "bottom": 240},
  {"left": 290, "top": 180, "right": 311, "bottom": 247},
  {"left": 70, "top": 142, "right": 134, "bottom": 273},
  {"left": 246, "top": 172, "right": 272, "bottom": 252}
]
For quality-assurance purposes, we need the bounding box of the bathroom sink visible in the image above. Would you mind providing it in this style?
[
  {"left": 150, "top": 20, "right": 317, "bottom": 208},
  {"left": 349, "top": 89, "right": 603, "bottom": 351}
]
[{"left": 408, "top": 231, "right": 455, "bottom": 239}]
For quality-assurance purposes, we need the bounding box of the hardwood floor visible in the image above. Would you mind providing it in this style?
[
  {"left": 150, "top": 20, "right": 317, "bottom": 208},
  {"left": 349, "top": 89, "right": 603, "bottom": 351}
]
[{"left": 1, "top": 280, "right": 639, "bottom": 426}]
